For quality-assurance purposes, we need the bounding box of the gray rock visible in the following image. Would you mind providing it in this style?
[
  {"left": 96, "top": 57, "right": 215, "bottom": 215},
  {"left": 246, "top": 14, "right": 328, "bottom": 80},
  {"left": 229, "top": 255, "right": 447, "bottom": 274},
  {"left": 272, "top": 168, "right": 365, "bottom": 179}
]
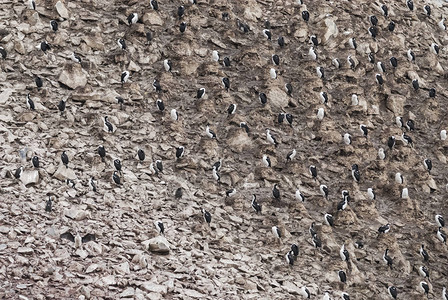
[
  {"left": 142, "top": 236, "right": 170, "bottom": 254},
  {"left": 55, "top": 1, "right": 69, "bottom": 19},
  {"left": 58, "top": 64, "right": 88, "bottom": 89},
  {"left": 17, "top": 247, "right": 34, "bottom": 254},
  {"left": 20, "top": 170, "right": 39, "bottom": 186}
]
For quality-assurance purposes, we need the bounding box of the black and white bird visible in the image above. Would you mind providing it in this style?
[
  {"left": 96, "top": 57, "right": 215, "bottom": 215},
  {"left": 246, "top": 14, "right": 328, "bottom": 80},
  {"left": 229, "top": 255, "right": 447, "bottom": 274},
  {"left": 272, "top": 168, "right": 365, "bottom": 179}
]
[
  {"left": 381, "top": 4, "right": 388, "bottom": 17},
  {"left": 155, "top": 221, "right": 164, "bottom": 235},
  {"left": 117, "top": 38, "right": 126, "bottom": 50},
  {"left": 104, "top": 116, "right": 114, "bottom": 133},
  {"left": 278, "top": 36, "right": 285, "bottom": 47},
  {"left": 201, "top": 208, "right": 211, "bottom": 225},
  {"left": 378, "top": 148, "right": 386, "bottom": 160},
  {"left": 240, "top": 122, "right": 249, "bottom": 133},
  {"left": 439, "top": 18, "right": 447, "bottom": 30},
  {"left": 378, "top": 223, "right": 390, "bottom": 234},
  {"left": 285, "top": 83, "right": 293, "bottom": 96},
  {"left": 340, "top": 244, "right": 349, "bottom": 261},
  {"left": 262, "top": 29, "right": 271, "bottom": 40},
  {"left": 272, "top": 226, "right": 281, "bottom": 239},
  {"left": 390, "top": 57, "right": 398, "bottom": 68},
  {"left": 179, "top": 22, "right": 187, "bottom": 33},
  {"left": 407, "top": 49, "right": 415, "bottom": 62},
  {"left": 352, "top": 164, "right": 360, "bottom": 182},
  {"left": 402, "top": 133, "right": 413, "bottom": 147},
  {"left": 368, "top": 53, "right": 375, "bottom": 64},
  {"left": 395, "top": 172, "right": 404, "bottom": 184},
  {"left": 360, "top": 124, "right": 368, "bottom": 138},
  {"left": 266, "top": 129, "right": 278, "bottom": 147},
  {"left": 272, "top": 184, "right": 280, "bottom": 200},
  {"left": 316, "top": 67, "right": 324, "bottom": 79},
  {"left": 320, "top": 91, "right": 328, "bottom": 104},
  {"left": 0, "top": 46, "right": 6, "bottom": 59},
  {"left": 251, "top": 195, "right": 262, "bottom": 214},
  {"left": 310, "top": 35, "right": 318, "bottom": 46},
  {"left": 429, "top": 88, "right": 436, "bottom": 98},
  {"left": 270, "top": 68, "right": 277, "bottom": 79},
  {"left": 222, "top": 77, "right": 230, "bottom": 91},
  {"left": 320, "top": 184, "right": 329, "bottom": 200},
  {"left": 302, "top": 10, "right": 310, "bottom": 22},
  {"left": 285, "top": 250, "right": 295, "bottom": 266},
  {"left": 163, "top": 59, "right": 172, "bottom": 72},
  {"left": 96, "top": 146, "right": 106, "bottom": 163},
  {"left": 418, "top": 266, "right": 429, "bottom": 279},
  {"left": 212, "top": 167, "right": 220, "bottom": 182},
  {"left": 388, "top": 136, "right": 396, "bottom": 150},
  {"left": 66, "top": 179, "right": 76, "bottom": 189},
  {"left": 285, "top": 114, "right": 293, "bottom": 126},
  {"left": 290, "top": 244, "right": 299, "bottom": 257},
  {"left": 206, "top": 126, "right": 216, "bottom": 139},
  {"left": 295, "top": 189, "right": 305, "bottom": 202},
  {"left": 437, "top": 227, "right": 446, "bottom": 244},
  {"left": 150, "top": 0, "right": 158, "bottom": 10},
  {"left": 370, "top": 15, "right": 378, "bottom": 26},
  {"left": 423, "top": 5, "right": 431, "bottom": 17},
  {"left": 367, "top": 188, "right": 376, "bottom": 200},
  {"left": 28, "top": 0, "right": 36, "bottom": 9},
  {"left": 196, "top": 88, "right": 205, "bottom": 99},
  {"left": 347, "top": 55, "right": 356, "bottom": 69},
  {"left": 89, "top": 177, "right": 97, "bottom": 192},
  {"left": 309, "top": 222, "right": 316, "bottom": 237},
  {"left": 344, "top": 133, "right": 352, "bottom": 145},
  {"left": 322, "top": 291, "right": 331, "bottom": 300},
  {"left": 396, "top": 116, "right": 404, "bottom": 129},
  {"left": 402, "top": 187, "right": 408, "bottom": 199},
  {"left": 227, "top": 103, "right": 237, "bottom": 115},
  {"left": 435, "top": 215, "right": 445, "bottom": 227},
  {"left": 31, "top": 156, "right": 39, "bottom": 168},
  {"left": 388, "top": 286, "right": 397, "bottom": 299},
  {"left": 50, "top": 20, "right": 58, "bottom": 32},
  {"left": 114, "top": 159, "right": 122, "bottom": 173},
  {"left": 71, "top": 52, "right": 81, "bottom": 64},
  {"left": 176, "top": 146, "right": 185, "bottom": 159},
  {"left": 349, "top": 37, "right": 357, "bottom": 49},
  {"left": 388, "top": 21, "right": 395, "bottom": 32},
  {"left": 153, "top": 79, "right": 162, "bottom": 92},
  {"left": 286, "top": 149, "right": 296, "bottom": 161},
  {"left": 377, "top": 61, "right": 386, "bottom": 73},
  {"left": 137, "top": 149, "right": 145, "bottom": 161},
  {"left": 57, "top": 99, "right": 66, "bottom": 115},
  {"left": 223, "top": 57, "right": 230, "bottom": 67},
  {"left": 272, "top": 54, "right": 280, "bottom": 65},
  {"left": 412, "top": 79, "right": 419, "bottom": 91},
  {"left": 341, "top": 292, "right": 350, "bottom": 300},
  {"left": 337, "top": 197, "right": 348, "bottom": 211},
  {"left": 342, "top": 190, "right": 350, "bottom": 202},
  {"left": 368, "top": 26, "right": 378, "bottom": 39},
  {"left": 26, "top": 93, "right": 35, "bottom": 110},
  {"left": 317, "top": 108, "right": 325, "bottom": 121},
  {"left": 14, "top": 166, "right": 23, "bottom": 179},
  {"left": 127, "top": 13, "right": 138, "bottom": 25},
  {"left": 406, "top": 0, "right": 414, "bottom": 11},
  {"left": 156, "top": 99, "right": 165, "bottom": 112},
  {"left": 121, "top": 71, "right": 129, "bottom": 85},
  {"left": 383, "top": 249, "right": 393, "bottom": 269},
  {"left": 177, "top": 6, "right": 185, "bottom": 19},
  {"left": 309, "top": 165, "right": 317, "bottom": 180},
  {"left": 38, "top": 41, "right": 50, "bottom": 53},
  {"left": 333, "top": 58, "right": 341, "bottom": 68},
  {"left": 423, "top": 158, "right": 432, "bottom": 174},
  {"left": 61, "top": 151, "right": 69, "bottom": 168},
  {"left": 420, "top": 281, "right": 429, "bottom": 296},
  {"left": 309, "top": 47, "right": 317, "bottom": 60},
  {"left": 300, "top": 287, "right": 310, "bottom": 299},
  {"left": 45, "top": 196, "right": 53, "bottom": 212},
  {"left": 324, "top": 213, "right": 334, "bottom": 227},
  {"left": 442, "top": 286, "right": 447, "bottom": 300},
  {"left": 420, "top": 244, "right": 429, "bottom": 261},
  {"left": 259, "top": 92, "right": 267, "bottom": 105},
  {"left": 338, "top": 270, "right": 347, "bottom": 283},
  {"left": 376, "top": 73, "right": 384, "bottom": 85},
  {"left": 431, "top": 43, "right": 440, "bottom": 55},
  {"left": 262, "top": 155, "right": 271, "bottom": 167},
  {"left": 155, "top": 160, "right": 163, "bottom": 173},
  {"left": 312, "top": 233, "right": 322, "bottom": 249}
]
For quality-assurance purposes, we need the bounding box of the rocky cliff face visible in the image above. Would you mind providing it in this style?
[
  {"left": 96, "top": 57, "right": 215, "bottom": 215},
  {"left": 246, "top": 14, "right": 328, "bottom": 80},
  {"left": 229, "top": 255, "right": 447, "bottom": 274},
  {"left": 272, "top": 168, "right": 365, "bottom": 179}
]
[{"left": 0, "top": 0, "right": 447, "bottom": 299}]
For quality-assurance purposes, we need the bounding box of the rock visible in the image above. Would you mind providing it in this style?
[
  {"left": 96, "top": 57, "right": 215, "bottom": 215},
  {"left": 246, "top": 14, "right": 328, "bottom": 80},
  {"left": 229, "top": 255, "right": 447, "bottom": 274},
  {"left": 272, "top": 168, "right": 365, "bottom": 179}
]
[
  {"left": 244, "top": 0, "right": 262, "bottom": 21},
  {"left": 100, "top": 275, "right": 116, "bottom": 286},
  {"left": 58, "top": 64, "right": 88, "bottom": 89},
  {"left": 386, "top": 94, "right": 406, "bottom": 115},
  {"left": 114, "top": 261, "right": 130, "bottom": 275},
  {"left": 55, "top": 1, "right": 69, "bottom": 19},
  {"left": 119, "top": 287, "right": 135, "bottom": 298},
  {"left": 267, "top": 87, "right": 289, "bottom": 109},
  {"left": 17, "top": 247, "right": 34, "bottom": 254},
  {"left": 53, "top": 164, "right": 77, "bottom": 180},
  {"left": 282, "top": 281, "right": 301, "bottom": 294},
  {"left": 0, "top": 88, "right": 13, "bottom": 105},
  {"left": 227, "top": 130, "right": 253, "bottom": 153},
  {"left": 20, "top": 170, "right": 39, "bottom": 186},
  {"left": 85, "top": 263, "right": 98, "bottom": 273},
  {"left": 141, "top": 282, "right": 167, "bottom": 294},
  {"left": 143, "top": 12, "right": 164, "bottom": 26},
  {"left": 64, "top": 207, "right": 89, "bottom": 221},
  {"left": 323, "top": 18, "right": 338, "bottom": 43},
  {"left": 143, "top": 236, "right": 170, "bottom": 254}
]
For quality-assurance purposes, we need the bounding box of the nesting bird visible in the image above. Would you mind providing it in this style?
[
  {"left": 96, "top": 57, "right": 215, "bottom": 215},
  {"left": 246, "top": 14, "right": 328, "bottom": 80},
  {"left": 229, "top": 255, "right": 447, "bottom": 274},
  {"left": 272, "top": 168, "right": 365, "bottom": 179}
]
[
  {"left": 351, "top": 164, "right": 360, "bottom": 182},
  {"left": 206, "top": 126, "right": 216, "bottom": 139},
  {"left": 201, "top": 208, "right": 211, "bottom": 226},
  {"left": 270, "top": 68, "right": 277, "bottom": 79},
  {"left": 349, "top": 37, "right": 357, "bottom": 50},
  {"left": 227, "top": 103, "right": 237, "bottom": 115},
  {"left": 222, "top": 77, "right": 230, "bottom": 91},
  {"left": 272, "top": 226, "right": 281, "bottom": 239},
  {"left": 340, "top": 244, "right": 349, "bottom": 261},
  {"left": 309, "top": 47, "right": 317, "bottom": 60},
  {"left": 121, "top": 71, "right": 129, "bottom": 85},
  {"left": 266, "top": 129, "right": 278, "bottom": 147},
  {"left": 324, "top": 213, "right": 334, "bottom": 227},
  {"left": 26, "top": 94, "right": 35, "bottom": 110},
  {"left": 104, "top": 116, "right": 114, "bottom": 133},
  {"left": 435, "top": 215, "right": 445, "bottom": 227},
  {"left": 360, "top": 124, "right": 368, "bottom": 138},
  {"left": 262, "top": 29, "right": 271, "bottom": 40},
  {"left": 378, "top": 223, "right": 391, "bottom": 234},
  {"left": 262, "top": 155, "right": 271, "bottom": 167},
  {"left": 251, "top": 195, "right": 262, "bottom": 214},
  {"left": 320, "top": 91, "right": 328, "bottom": 104},
  {"left": 317, "top": 107, "right": 325, "bottom": 120},
  {"left": 50, "top": 20, "right": 58, "bottom": 32},
  {"left": 309, "top": 165, "right": 317, "bottom": 180},
  {"left": 176, "top": 146, "right": 185, "bottom": 159},
  {"left": 367, "top": 188, "right": 375, "bottom": 200},
  {"left": 320, "top": 184, "right": 329, "bottom": 200},
  {"left": 437, "top": 227, "right": 446, "bottom": 244},
  {"left": 430, "top": 43, "right": 439, "bottom": 55},
  {"left": 407, "top": 49, "right": 415, "bottom": 62},
  {"left": 127, "top": 13, "right": 138, "bottom": 25},
  {"left": 388, "top": 286, "right": 397, "bottom": 299},
  {"left": 383, "top": 249, "right": 393, "bottom": 269},
  {"left": 272, "top": 184, "right": 280, "bottom": 200},
  {"left": 287, "top": 149, "right": 296, "bottom": 161}
]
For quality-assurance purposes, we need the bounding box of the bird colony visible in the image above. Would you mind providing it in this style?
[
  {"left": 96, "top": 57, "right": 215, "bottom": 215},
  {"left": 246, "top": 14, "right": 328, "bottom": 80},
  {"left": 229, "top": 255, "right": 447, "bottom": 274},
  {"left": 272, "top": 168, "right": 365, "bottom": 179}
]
[{"left": 1, "top": 0, "right": 448, "bottom": 299}]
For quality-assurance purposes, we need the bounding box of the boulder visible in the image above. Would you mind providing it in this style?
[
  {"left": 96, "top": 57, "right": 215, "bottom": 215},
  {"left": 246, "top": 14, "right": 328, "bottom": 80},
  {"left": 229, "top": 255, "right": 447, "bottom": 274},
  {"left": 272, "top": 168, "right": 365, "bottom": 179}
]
[
  {"left": 55, "top": 1, "right": 69, "bottom": 19},
  {"left": 58, "top": 64, "right": 88, "bottom": 89},
  {"left": 142, "top": 236, "right": 170, "bottom": 254}
]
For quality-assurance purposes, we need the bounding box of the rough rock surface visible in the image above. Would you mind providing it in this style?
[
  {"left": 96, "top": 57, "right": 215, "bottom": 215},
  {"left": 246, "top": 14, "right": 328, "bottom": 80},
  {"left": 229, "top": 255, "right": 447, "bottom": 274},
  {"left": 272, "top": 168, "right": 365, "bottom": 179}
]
[{"left": 0, "top": 0, "right": 448, "bottom": 299}]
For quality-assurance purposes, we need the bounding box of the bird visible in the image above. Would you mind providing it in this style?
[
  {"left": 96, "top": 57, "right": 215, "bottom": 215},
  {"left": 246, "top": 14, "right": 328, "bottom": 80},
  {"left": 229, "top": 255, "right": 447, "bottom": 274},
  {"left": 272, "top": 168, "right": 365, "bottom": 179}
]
[
  {"left": 89, "top": 177, "right": 97, "bottom": 192},
  {"left": 175, "top": 188, "right": 183, "bottom": 199},
  {"left": 320, "top": 91, "right": 328, "bottom": 104},
  {"left": 155, "top": 160, "right": 163, "bottom": 173},
  {"left": 14, "top": 166, "right": 23, "bottom": 179},
  {"left": 344, "top": 133, "right": 352, "bottom": 145},
  {"left": 378, "top": 148, "right": 386, "bottom": 160},
  {"left": 418, "top": 266, "right": 429, "bottom": 279},
  {"left": 390, "top": 57, "right": 398, "bottom": 68},
  {"left": 272, "top": 184, "right": 280, "bottom": 200},
  {"left": 429, "top": 88, "right": 436, "bottom": 98},
  {"left": 351, "top": 164, "right": 360, "bottom": 182},
  {"left": 322, "top": 291, "right": 331, "bottom": 300},
  {"left": 347, "top": 55, "right": 356, "bottom": 69},
  {"left": 295, "top": 189, "right": 305, "bottom": 202},
  {"left": 287, "top": 149, "right": 297, "bottom": 162},
  {"left": 60, "top": 232, "right": 96, "bottom": 247},
  {"left": 251, "top": 195, "right": 262, "bottom": 214},
  {"left": 300, "top": 10, "right": 310, "bottom": 22},
  {"left": 370, "top": 15, "right": 378, "bottom": 26},
  {"left": 212, "top": 50, "right": 219, "bottom": 62},
  {"left": 441, "top": 130, "right": 447, "bottom": 141},
  {"left": 439, "top": 18, "right": 446, "bottom": 30},
  {"left": 28, "top": 0, "right": 36, "bottom": 9},
  {"left": 66, "top": 178, "right": 76, "bottom": 189},
  {"left": 145, "top": 31, "right": 153, "bottom": 43},
  {"left": 121, "top": 71, "right": 129, "bottom": 85},
  {"left": 114, "top": 159, "right": 122, "bottom": 172},
  {"left": 272, "top": 226, "right": 281, "bottom": 239},
  {"left": 222, "top": 77, "right": 230, "bottom": 91},
  {"left": 227, "top": 103, "right": 237, "bottom": 115},
  {"left": 69, "top": 52, "right": 82, "bottom": 65},
  {"left": 378, "top": 223, "right": 390, "bottom": 234},
  {"left": 163, "top": 59, "right": 172, "bottom": 72},
  {"left": 420, "top": 244, "right": 429, "bottom": 261},
  {"left": 137, "top": 149, "right": 145, "bottom": 161},
  {"left": 266, "top": 129, "right": 278, "bottom": 147},
  {"left": 381, "top": 4, "right": 388, "bottom": 17},
  {"left": 420, "top": 281, "right": 429, "bottom": 297},
  {"left": 104, "top": 116, "right": 114, "bottom": 133},
  {"left": 349, "top": 37, "right": 357, "bottom": 49},
  {"left": 45, "top": 196, "right": 52, "bottom": 212},
  {"left": 117, "top": 38, "right": 126, "bottom": 50},
  {"left": 396, "top": 116, "right": 404, "bottom": 128},
  {"left": 423, "top": 158, "right": 432, "bottom": 174},
  {"left": 388, "top": 136, "right": 396, "bottom": 150},
  {"left": 155, "top": 221, "right": 164, "bottom": 235},
  {"left": 317, "top": 108, "right": 325, "bottom": 120},
  {"left": 34, "top": 75, "right": 43, "bottom": 89},
  {"left": 340, "top": 244, "right": 349, "bottom": 261},
  {"left": 57, "top": 99, "right": 66, "bottom": 115},
  {"left": 153, "top": 79, "right": 162, "bottom": 92},
  {"left": 368, "top": 26, "right": 378, "bottom": 39},
  {"left": 285, "top": 83, "right": 293, "bottom": 96},
  {"left": 156, "top": 99, "right": 165, "bottom": 112},
  {"left": 300, "top": 287, "right": 310, "bottom": 299},
  {"left": 367, "top": 188, "right": 375, "bottom": 200},
  {"left": 342, "top": 190, "right": 350, "bottom": 202},
  {"left": 176, "top": 146, "right": 185, "bottom": 159},
  {"left": 435, "top": 215, "right": 445, "bottom": 227},
  {"left": 406, "top": 0, "right": 414, "bottom": 11},
  {"left": 0, "top": 46, "right": 6, "bottom": 59},
  {"left": 383, "top": 249, "right": 393, "bottom": 269},
  {"left": 341, "top": 292, "right": 350, "bottom": 300},
  {"left": 309, "top": 165, "right": 317, "bottom": 180},
  {"left": 206, "top": 126, "right": 216, "bottom": 139},
  {"left": 177, "top": 6, "right": 185, "bottom": 19},
  {"left": 223, "top": 57, "right": 230, "bottom": 67},
  {"left": 270, "top": 68, "right": 277, "bottom": 79},
  {"left": 316, "top": 67, "right": 324, "bottom": 79},
  {"left": 337, "top": 198, "right": 348, "bottom": 211},
  {"left": 310, "top": 35, "right": 318, "bottom": 46},
  {"left": 50, "top": 20, "right": 58, "bottom": 32},
  {"left": 285, "top": 250, "right": 295, "bottom": 266},
  {"left": 212, "top": 168, "right": 220, "bottom": 182},
  {"left": 309, "top": 47, "right": 317, "bottom": 60},
  {"left": 395, "top": 172, "right": 404, "bottom": 184},
  {"left": 407, "top": 49, "right": 415, "bottom": 62},
  {"left": 443, "top": 287, "right": 447, "bottom": 300},
  {"left": 312, "top": 233, "right": 322, "bottom": 249},
  {"left": 97, "top": 145, "right": 106, "bottom": 162},
  {"left": 402, "top": 133, "right": 413, "bottom": 147},
  {"left": 150, "top": 0, "right": 158, "bottom": 10},
  {"left": 377, "top": 61, "right": 386, "bottom": 73},
  {"left": 272, "top": 54, "right": 280, "bottom": 65},
  {"left": 171, "top": 109, "right": 179, "bottom": 121},
  {"left": 388, "top": 21, "right": 395, "bottom": 32},
  {"left": 320, "top": 184, "right": 329, "bottom": 200},
  {"left": 431, "top": 43, "right": 439, "bottom": 55},
  {"left": 401, "top": 187, "right": 409, "bottom": 199},
  {"left": 338, "top": 270, "right": 347, "bottom": 283},
  {"left": 259, "top": 92, "right": 267, "bottom": 105},
  {"left": 32, "top": 156, "right": 39, "bottom": 168},
  {"left": 276, "top": 36, "right": 285, "bottom": 48},
  {"left": 309, "top": 222, "right": 316, "bottom": 237},
  {"left": 332, "top": 58, "right": 341, "bottom": 68},
  {"left": 437, "top": 227, "right": 446, "bottom": 244},
  {"left": 179, "top": 22, "right": 187, "bottom": 33},
  {"left": 388, "top": 286, "right": 397, "bottom": 299},
  {"left": 407, "top": 119, "right": 415, "bottom": 131},
  {"left": 240, "top": 122, "right": 249, "bottom": 133},
  {"left": 61, "top": 151, "right": 69, "bottom": 168},
  {"left": 412, "top": 79, "right": 419, "bottom": 91},
  {"left": 285, "top": 114, "right": 293, "bottom": 126},
  {"left": 324, "top": 213, "right": 334, "bottom": 227},
  {"left": 213, "top": 160, "right": 222, "bottom": 172},
  {"left": 376, "top": 73, "right": 384, "bottom": 85},
  {"left": 127, "top": 13, "right": 138, "bottom": 25},
  {"left": 26, "top": 94, "right": 35, "bottom": 110},
  {"left": 38, "top": 41, "right": 50, "bottom": 53},
  {"left": 262, "top": 29, "right": 271, "bottom": 40},
  {"left": 262, "top": 155, "right": 271, "bottom": 167},
  {"left": 113, "top": 171, "right": 121, "bottom": 185},
  {"left": 360, "top": 124, "right": 368, "bottom": 138},
  {"left": 423, "top": 5, "right": 431, "bottom": 16}
]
